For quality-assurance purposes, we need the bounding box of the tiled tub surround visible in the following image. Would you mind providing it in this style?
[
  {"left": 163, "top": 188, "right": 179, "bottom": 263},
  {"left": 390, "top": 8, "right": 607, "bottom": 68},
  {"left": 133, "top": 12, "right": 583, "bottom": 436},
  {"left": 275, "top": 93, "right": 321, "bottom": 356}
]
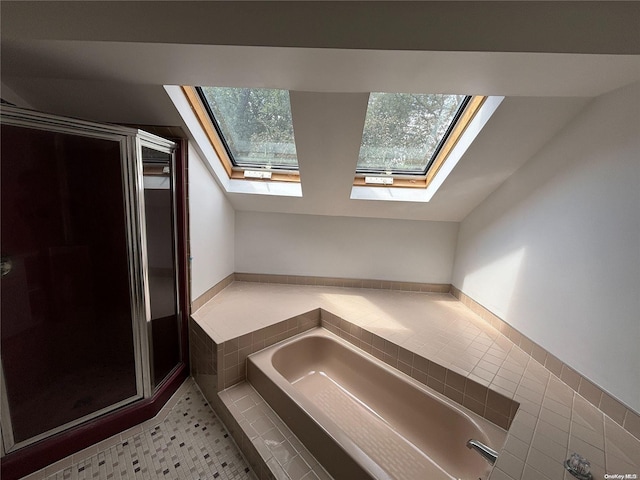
[
  {"left": 190, "top": 309, "right": 320, "bottom": 397},
  {"left": 248, "top": 327, "right": 507, "bottom": 480},
  {"left": 193, "top": 312, "right": 515, "bottom": 480},
  {"left": 191, "top": 309, "right": 517, "bottom": 430},
  {"left": 191, "top": 282, "right": 640, "bottom": 479},
  {"left": 194, "top": 279, "right": 640, "bottom": 438}
]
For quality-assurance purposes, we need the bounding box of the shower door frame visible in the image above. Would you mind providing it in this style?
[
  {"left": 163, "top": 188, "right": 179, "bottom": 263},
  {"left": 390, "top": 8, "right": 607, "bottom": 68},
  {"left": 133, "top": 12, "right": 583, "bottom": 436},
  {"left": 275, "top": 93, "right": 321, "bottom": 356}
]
[
  {"left": 0, "top": 106, "right": 173, "bottom": 455},
  {"left": 137, "top": 134, "right": 184, "bottom": 392}
]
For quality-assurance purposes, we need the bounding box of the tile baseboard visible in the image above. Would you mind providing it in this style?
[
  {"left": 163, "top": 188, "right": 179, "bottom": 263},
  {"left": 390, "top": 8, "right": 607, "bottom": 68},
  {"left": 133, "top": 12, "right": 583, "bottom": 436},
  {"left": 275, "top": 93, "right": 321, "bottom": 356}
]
[
  {"left": 191, "top": 273, "right": 235, "bottom": 312},
  {"left": 234, "top": 272, "right": 450, "bottom": 293},
  {"left": 191, "top": 273, "right": 449, "bottom": 316}
]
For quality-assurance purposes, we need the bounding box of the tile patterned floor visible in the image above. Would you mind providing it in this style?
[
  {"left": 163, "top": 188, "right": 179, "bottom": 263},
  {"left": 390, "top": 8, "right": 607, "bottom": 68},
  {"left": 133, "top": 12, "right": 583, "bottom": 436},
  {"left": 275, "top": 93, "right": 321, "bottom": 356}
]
[{"left": 32, "top": 380, "right": 255, "bottom": 480}]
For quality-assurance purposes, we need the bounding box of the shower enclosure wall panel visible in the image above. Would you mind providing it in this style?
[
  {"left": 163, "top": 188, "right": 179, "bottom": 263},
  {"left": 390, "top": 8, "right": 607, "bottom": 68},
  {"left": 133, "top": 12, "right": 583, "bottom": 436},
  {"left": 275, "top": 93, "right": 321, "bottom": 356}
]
[{"left": 0, "top": 106, "right": 183, "bottom": 468}]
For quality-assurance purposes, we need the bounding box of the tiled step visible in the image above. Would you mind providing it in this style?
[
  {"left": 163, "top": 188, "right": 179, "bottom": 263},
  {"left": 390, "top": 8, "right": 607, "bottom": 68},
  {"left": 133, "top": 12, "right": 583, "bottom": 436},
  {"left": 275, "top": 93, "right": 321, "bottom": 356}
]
[{"left": 217, "top": 382, "right": 333, "bottom": 480}]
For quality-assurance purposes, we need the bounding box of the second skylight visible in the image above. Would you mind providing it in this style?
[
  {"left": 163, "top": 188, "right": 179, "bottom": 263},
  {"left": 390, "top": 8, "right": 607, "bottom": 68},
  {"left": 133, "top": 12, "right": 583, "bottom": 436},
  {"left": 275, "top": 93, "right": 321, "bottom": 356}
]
[
  {"left": 198, "top": 86, "right": 298, "bottom": 170},
  {"left": 358, "top": 93, "right": 469, "bottom": 175}
]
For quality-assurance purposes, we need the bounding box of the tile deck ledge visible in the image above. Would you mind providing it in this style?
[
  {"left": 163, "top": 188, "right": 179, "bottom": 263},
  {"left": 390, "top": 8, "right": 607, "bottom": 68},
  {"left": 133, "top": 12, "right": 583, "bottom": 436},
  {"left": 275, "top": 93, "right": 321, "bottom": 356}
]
[{"left": 191, "top": 281, "right": 640, "bottom": 480}]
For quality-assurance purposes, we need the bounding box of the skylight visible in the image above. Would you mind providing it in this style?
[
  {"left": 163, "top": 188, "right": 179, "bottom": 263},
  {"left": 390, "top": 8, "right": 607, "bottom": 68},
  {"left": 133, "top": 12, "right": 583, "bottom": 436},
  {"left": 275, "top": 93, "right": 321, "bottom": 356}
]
[
  {"left": 171, "top": 85, "right": 495, "bottom": 200},
  {"left": 197, "top": 86, "right": 298, "bottom": 170},
  {"left": 357, "top": 93, "right": 470, "bottom": 175}
]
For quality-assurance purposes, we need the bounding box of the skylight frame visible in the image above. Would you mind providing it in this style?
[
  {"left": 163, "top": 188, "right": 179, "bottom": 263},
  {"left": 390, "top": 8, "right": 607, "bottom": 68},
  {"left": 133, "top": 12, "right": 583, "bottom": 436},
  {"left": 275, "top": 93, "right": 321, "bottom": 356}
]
[
  {"left": 356, "top": 94, "right": 471, "bottom": 176},
  {"left": 351, "top": 95, "right": 502, "bottom": 202},
  {"left": 180, "top": 86, "right": 300, "bottom": 184},
  {"left": 180, "top": 85, "right": 486, "bottom": 191},
  {"left": 195, "top": 86, "right": 300, "bottom": 172},
  {"left": 353, "top": 94, "right": 487, "bottom": 189}
]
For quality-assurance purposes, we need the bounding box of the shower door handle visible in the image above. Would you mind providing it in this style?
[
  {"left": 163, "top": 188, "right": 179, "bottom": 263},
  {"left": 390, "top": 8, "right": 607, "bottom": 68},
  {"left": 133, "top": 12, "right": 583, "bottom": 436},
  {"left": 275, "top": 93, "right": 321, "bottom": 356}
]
[{"left": 1, "top": 256, "right": 13, "bottom": 277}]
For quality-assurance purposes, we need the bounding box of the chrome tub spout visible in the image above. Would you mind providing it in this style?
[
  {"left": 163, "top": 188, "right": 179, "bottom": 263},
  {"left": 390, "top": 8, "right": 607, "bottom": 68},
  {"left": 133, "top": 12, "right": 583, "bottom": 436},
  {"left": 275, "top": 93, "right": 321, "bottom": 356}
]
[{"left": 466, "top": 439, "right": 498, "bottom": 465}]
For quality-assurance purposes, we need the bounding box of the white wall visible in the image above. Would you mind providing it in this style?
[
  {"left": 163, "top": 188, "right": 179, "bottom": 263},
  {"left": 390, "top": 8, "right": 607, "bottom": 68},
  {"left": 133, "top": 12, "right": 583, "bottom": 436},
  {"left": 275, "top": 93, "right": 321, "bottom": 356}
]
[
  {"left": 188, "top": 144, "right": 235, "bottom": 300},
  {"left": 235, "top": 211, "right": 458, "bottom": 283},
  {"left": 452, "top": 82, "right": 640, "bottom": 411}
]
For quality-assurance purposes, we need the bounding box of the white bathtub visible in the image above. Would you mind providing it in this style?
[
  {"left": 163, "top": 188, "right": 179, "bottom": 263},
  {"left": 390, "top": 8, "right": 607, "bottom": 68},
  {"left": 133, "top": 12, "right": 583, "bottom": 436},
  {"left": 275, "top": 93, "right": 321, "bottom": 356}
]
[{"left": 247, "top": 327, "right": 506, "bottom": 480}]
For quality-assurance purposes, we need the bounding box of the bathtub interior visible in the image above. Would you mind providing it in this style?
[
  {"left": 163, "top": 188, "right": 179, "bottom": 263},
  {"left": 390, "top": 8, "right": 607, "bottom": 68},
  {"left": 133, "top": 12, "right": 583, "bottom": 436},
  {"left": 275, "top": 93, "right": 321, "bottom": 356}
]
[{"left": 250, "top": 328, "right": 508, "bottom": 480}]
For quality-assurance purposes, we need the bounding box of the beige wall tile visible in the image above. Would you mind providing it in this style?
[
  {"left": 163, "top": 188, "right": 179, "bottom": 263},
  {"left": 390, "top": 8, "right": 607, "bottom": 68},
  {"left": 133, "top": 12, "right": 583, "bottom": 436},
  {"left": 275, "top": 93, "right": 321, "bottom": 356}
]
[
  {"left": 462, "top": 395, "right": 485, "bottom": 416},
  {"left": 539, "top": 407, "right": 570, "bottom": 432},
  {"left": 542, "top": 396, "right": 572, "bottom": 419},
  {"left": 412, "top": 354, "right": 430, "bottom": 373},
  {"left": 465, "top": 380, "right": 488, "bottom": 404},
  {"left": 384, "top": 353, "right": 398, "bottom": 368},
  {"left": 577, "top": 377, "right": 603, "bottom": 407},
  {"left": 235, "top": 272, "right": 452, "bottom": 294},
  {"left": 571, "top": 421, "right": 604, "bottom": 450},
  {"left": 542, "top": 356, "right": 562, "bottom": 379},
  {"left": 444, "top": 370, "right": 466, "bottom": 392},
  {"left": 444, "top": 385, "right": 464, "bottom": 404},
  {"left": 494, "top": 450, "right": 525, "bottom": 479},
  {"left": 427, "top": 362, "right": 447, "bottom": 383},
  {"left": 397, "top": 361, "right": 412, "bottom": 376},
  {"left": 411, "top": 368, "right": 428, "bottom": 384},
  {"left": 569, "top": 436, "right": 605, "bottom": 470},
  {"left": 604, "top": 417, "right": 640, "bottom": 468},
  {"left": 600, "top": 393, "right": 627, "bottom": 425},
  {"left": 536, "top": 418, "right": 569, "bottom": 445},
  {"left": 489, "top": 468, "right": 517, "bottom": 480},
  {"left": 504, "top": 434, "right": 529, "bottom": 460},
  {"left": 518, "top": 336, "right": 534, "bottom": 355},
  {"left": 488, "top": 389, "right": 515, "bottom": 417},
  {"left": 623, "top": 409, "right": 640, "bottom": 440},
  {"left": 398, "top": 347, "right": 413, "bottom": 366},
  {"left": 560, "top": 365, "right": 581, "bottom": 390},
  {"left": 371, "top": 347, "right": 385, "bottom": 362},
  {"left": 360, "top": 329, "right": 373, "bottom": 346},
  {"left": 485, "top": 407, "right": 510, "bottom": 430},
  {"left": 509, "top": 417, "right": 535, "bottom": 444},
  {"left": 526, "top": 448, "right": 565, "bottom": 479},
  {"left": 191, "top": 273, "right": 235, "bottom": 312},
  {"left": 492, "top": 375, "right": 518, "bottom": 395},
  {"left": 426, "top": 376, "right": 445, "bottom": 394},
  {"left": 530, "top": 344, "right": 547, "bottom": 364}
]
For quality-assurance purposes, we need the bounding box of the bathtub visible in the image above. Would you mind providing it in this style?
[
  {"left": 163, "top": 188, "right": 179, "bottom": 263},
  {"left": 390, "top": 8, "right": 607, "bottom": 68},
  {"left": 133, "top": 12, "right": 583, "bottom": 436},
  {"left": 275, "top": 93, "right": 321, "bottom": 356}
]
[{"left": 247, "top": 327, "right": 507, "bottom": 480}]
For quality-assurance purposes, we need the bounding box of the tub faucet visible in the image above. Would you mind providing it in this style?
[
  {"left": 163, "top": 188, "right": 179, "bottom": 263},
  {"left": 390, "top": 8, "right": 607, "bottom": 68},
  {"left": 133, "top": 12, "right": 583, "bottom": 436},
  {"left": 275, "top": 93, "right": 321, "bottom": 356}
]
[{"left": 466, "top": 439, "right": 498, "bottom": 465}]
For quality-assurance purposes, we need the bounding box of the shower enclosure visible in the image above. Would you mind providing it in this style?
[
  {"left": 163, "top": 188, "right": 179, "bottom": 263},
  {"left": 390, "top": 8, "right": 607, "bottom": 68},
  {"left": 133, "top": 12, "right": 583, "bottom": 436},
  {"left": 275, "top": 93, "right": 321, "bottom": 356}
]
[{"left": 0, "top": 106, "right": 186, "bottom": 469}]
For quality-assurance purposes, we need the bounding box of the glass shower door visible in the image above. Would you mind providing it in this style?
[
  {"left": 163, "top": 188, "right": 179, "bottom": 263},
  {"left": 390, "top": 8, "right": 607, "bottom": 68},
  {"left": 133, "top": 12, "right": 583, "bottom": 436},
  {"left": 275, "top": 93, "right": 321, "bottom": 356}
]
[
  {"left": 0, "top": 122, "right": 142, "bottom": 448},
  {"left": 141, "top": 145, "right": 182, "bottom": 389}
]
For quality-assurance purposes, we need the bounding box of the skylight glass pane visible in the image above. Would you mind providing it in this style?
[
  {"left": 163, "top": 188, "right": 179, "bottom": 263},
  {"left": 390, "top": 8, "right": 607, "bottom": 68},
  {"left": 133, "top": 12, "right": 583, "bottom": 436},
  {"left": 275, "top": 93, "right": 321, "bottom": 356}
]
[
  {"left": 199, "top": 86, "right": 298, "bottom": 169},
  {"left": 358, "top": 93, "right": 468, "bottom": 174}
]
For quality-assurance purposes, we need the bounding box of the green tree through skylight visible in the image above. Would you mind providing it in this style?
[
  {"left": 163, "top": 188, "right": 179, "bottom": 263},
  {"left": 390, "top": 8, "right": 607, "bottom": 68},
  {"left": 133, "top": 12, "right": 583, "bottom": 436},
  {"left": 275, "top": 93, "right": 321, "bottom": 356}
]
[
  {"left": 358, "top": 93, "right": 467, "bottom": 173},
  {"left": 200, "top": 87, "right": 298, "bottom": 168},
  {"left": 199, "top": 87, "right": 467, "bottom": 175}
]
